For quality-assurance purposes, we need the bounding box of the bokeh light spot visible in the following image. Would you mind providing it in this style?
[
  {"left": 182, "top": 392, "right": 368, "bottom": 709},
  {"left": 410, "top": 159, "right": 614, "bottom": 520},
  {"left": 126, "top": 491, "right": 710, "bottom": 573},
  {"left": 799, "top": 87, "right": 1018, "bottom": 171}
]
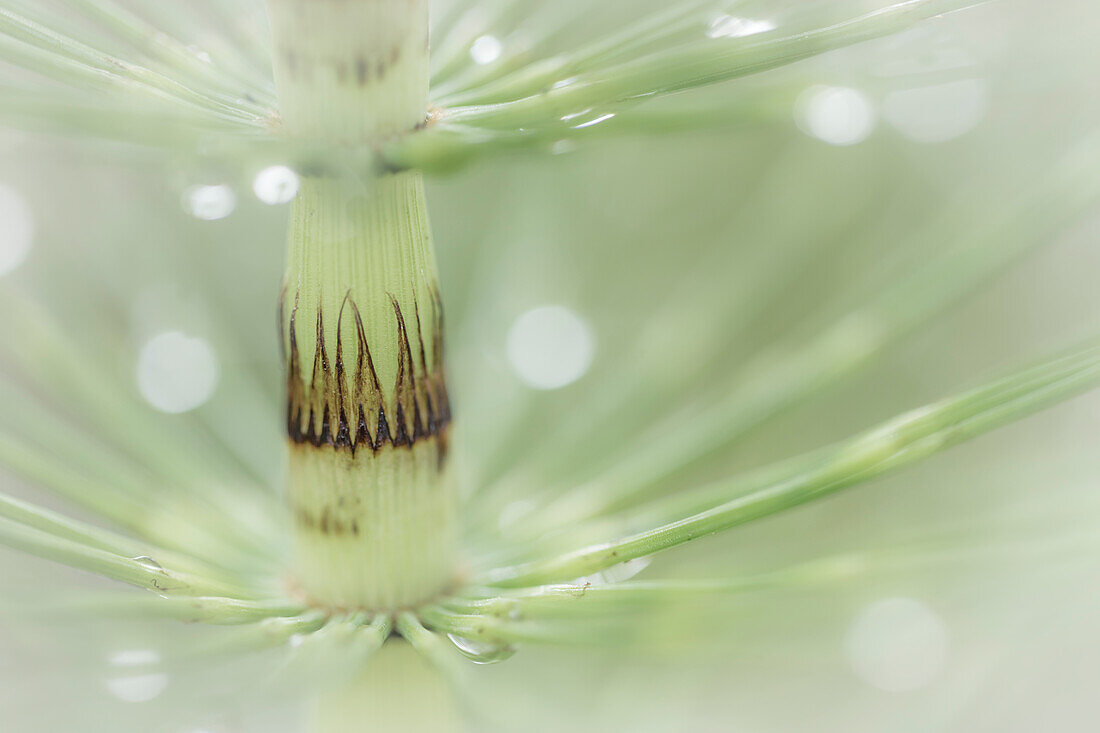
[
  {"left": 846, "top": 597, "right": 948, "bottom": 692},
  {"left": 106, "top": 649, "right": 168, "bottom": 703},
  {"left": 182, "top": 184, "right": 236, "bottom": 221},
  {"left": 884, "top": 79, "right": 987, "bottom": 143},
  {"left": 0, "top": 182, "right": 34, "bottom": 276},
  {"left": 506, "top": 305, "right": 595, "bottom": 390},
  {"left": 470, "top": 35, "right": 503, "bottom": 65},
  {"left": 252, "top": 165, "right": 300, "bottom": 205},
  {"left": 137, "top": 331, "right": 219, "bottom": 414},
  {"left": 795, "top": 85, "right": 876, "bottom": 146}
]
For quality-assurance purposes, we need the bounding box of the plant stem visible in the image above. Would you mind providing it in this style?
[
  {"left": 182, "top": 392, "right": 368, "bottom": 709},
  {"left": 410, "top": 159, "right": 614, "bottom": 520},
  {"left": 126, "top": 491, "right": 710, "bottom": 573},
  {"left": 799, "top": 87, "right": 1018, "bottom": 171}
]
[
  {"left": 309, "top": 637, "right": 465, "bottom": 733},
  {"left": 266, "top": 0, "right": 430, "bottom": 141},
  {"left": 266, "top": 0, "right": 455, "bottom": 610}
]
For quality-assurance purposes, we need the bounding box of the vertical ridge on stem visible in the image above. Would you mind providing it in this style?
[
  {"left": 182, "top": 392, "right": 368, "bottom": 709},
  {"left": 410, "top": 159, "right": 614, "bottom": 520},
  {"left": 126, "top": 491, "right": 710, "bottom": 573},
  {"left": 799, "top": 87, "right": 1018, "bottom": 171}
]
[{"left": 266, "top": 0, "right": 454, "bottom": 610}]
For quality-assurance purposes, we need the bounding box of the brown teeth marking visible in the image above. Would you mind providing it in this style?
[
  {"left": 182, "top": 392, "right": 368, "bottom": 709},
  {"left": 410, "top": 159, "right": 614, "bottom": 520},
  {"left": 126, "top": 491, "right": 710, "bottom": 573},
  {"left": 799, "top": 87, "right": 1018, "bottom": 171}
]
[{"left": 280, "top": 287, "right": 450, "bottom": 458}]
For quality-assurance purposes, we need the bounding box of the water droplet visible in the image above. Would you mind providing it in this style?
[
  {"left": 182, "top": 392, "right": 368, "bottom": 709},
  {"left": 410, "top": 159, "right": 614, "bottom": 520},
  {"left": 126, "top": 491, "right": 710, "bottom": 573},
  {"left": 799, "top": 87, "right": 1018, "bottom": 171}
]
[
  {"left": 252, "top": 164, "right": 300, "bottom": 205},
  {"left": 560, "top": 108, "right": 593, "bottom": 122},
  {"left": 130, "top": 555, "right": 164, "bottom": 572},
  {"left": 136, "top": 331, "right": 219, "bottom": 414},
  {"left": 883, "top": 79, "right": 986, "bottom": 143},
  {"left": 795, "top": 85, "right": 876, "bottom": 146},
  {"left": 707, "top": 15, "right": 776, "bottom": 39},
  {"left": 289, "top": 634, "right": 306, "bottom": 648},
  {"left": 506, "top": 305, "right": 595, "bottom": 390},
  {"left": 469, "top": 35, "right": 503, "bottom": 65},
  {"left": 182, "top": 184, "right": 236, "bottom": 220},
  {"left": 575, "top": 557, "right": 651, "bottom": 586},
  {"left": 571, "top": 112, "right": 615, "bottom": 130},
  {"left": 0, "top": 182, "right": 33, "bottom": 277},
  {"left": 106, "top": 649, "right": 169, "bottom": 703},
  {"left": 446, "top": 634, "right": 516, "bottom": 664},
  {"left": 846, "top": 597, "right": 948, "bottom": 692}
]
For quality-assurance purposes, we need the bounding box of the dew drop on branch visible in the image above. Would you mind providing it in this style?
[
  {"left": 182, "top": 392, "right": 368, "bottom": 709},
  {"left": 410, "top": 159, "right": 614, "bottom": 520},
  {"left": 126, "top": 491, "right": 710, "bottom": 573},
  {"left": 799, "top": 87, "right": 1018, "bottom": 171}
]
[
  {"left": 182, "top": 184, "right": 236, "bottom": 220},
  {"left": 130, "top": 555, "right": 164, "bottom": 572},
  {"left": 136, "top": 331, "right": 219, "bottom": 413},
  {"left": 845, "top": 597, "right": 948, "bottom": 692},
  {"left": 507, "top": 305, "right": 595, "bottom": 390},
  {"left": 0, "top": 182, "right": 33, "bottom": 277},
  {"left": 574, "top": 557, "right": 651, "bottom": 586}
]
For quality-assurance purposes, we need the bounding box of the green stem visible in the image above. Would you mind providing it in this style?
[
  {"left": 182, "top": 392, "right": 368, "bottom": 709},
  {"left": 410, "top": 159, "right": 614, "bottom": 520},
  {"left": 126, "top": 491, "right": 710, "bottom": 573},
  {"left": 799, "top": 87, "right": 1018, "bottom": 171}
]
[
  {"left": 267, "top": 0, "right": 455, "bottom": 610},
  {"left": 311, "top": 628, "right": 466, "bottom": 733}
]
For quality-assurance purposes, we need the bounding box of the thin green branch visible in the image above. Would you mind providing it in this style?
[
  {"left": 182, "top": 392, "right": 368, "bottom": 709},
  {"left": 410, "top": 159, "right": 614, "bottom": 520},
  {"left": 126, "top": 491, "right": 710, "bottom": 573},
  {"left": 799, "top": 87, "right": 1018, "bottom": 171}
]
[
  {"left": 443, "top": 0, "right": 981, "bottom": 129},
  {"left": 3, "top": 0, "right": 272, "bottom": 111},
  {"left": 395, "top": 612, "right": 469, "bottom": 678},
  {"left": 453, "top": 525, "right": 1100, "bottom": 622},
  {"left": 418, "top": 603, "right": 617, "bottom": 649},
  {"left": 0, "top": 290, "right": 278, "bottom": 517},
  {"left": 64, "top": 0, "right": 275, "bottom": 108},
  {"left": 0, "top": 86, "right": 257, "bottom": 147},
  {"left": 178, "top": 611, "right": 330, "bottom": 659},
  {"left": 265, "top": 614, "right": 392, "bottom": 690},
  {"left": 0, "top": 489, "right": 256, "bottom": 587},
  {"left": 506, "top": 133, "right": 1100, "bottom": 533},
  {"left": 180, "top": 0, "right": 274, "bottom": 86},
  {"left": 0, "top": 8, "right": 263, "bottom": 125},
  {"left": 430, "top": 0, "right": 534, "bottom": 87},
  {"left": 0, "top": 515, "right": 258, "bottom": 597},
  {"left": 13, "top": 592, "right": 305, "bottom": 625},
  {"left": 477, "top": 339, "right": 1100, "bottom": 587},
  {"left": 389, "top": 84, "right": 792, "bottom": 171},
  {"left": 432, "top": 0, "right": 718, "bottom": 107},
  {"left": 0, "top": 419, "right": 276, "bottom": 570}
]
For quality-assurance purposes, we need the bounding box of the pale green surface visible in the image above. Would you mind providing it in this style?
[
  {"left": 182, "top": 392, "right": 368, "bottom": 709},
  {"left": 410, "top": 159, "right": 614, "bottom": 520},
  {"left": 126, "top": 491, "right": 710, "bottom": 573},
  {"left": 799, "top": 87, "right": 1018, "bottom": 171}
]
[{"left": 0, "top": 0, "right": 1098, "bottom": 732}]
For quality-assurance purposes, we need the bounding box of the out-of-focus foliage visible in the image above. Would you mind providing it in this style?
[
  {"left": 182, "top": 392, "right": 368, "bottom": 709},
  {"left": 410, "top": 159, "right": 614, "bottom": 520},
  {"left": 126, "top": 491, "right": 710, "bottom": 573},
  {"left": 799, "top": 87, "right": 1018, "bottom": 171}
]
[{"left": 0, "top": 1, "right": 1099, "bottom": 732}]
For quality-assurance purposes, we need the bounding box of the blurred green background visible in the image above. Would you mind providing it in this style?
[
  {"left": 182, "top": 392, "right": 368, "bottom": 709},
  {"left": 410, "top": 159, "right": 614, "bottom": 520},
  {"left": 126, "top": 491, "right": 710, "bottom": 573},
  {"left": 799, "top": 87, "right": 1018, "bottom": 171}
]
[{"left": 1, "top": 1, "right": 1099, "bottom": 731}]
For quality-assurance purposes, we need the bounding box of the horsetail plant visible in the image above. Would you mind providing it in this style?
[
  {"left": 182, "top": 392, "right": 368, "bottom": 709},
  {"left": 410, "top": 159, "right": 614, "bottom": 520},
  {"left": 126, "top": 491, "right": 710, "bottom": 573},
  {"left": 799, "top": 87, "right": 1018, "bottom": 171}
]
[{"left": 1, "top": 0, "right": 1099, "bottom": 731}]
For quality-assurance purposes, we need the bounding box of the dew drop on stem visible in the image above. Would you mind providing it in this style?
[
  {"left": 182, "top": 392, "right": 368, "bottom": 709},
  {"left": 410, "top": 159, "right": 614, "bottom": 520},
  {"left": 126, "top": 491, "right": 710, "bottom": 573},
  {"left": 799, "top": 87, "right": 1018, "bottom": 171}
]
[
  {"left": 131, "top": 555, "right": 164, "bottom": 572},
  {"left": 446, "top": 634, "right": 517, "bottom": 665}
]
